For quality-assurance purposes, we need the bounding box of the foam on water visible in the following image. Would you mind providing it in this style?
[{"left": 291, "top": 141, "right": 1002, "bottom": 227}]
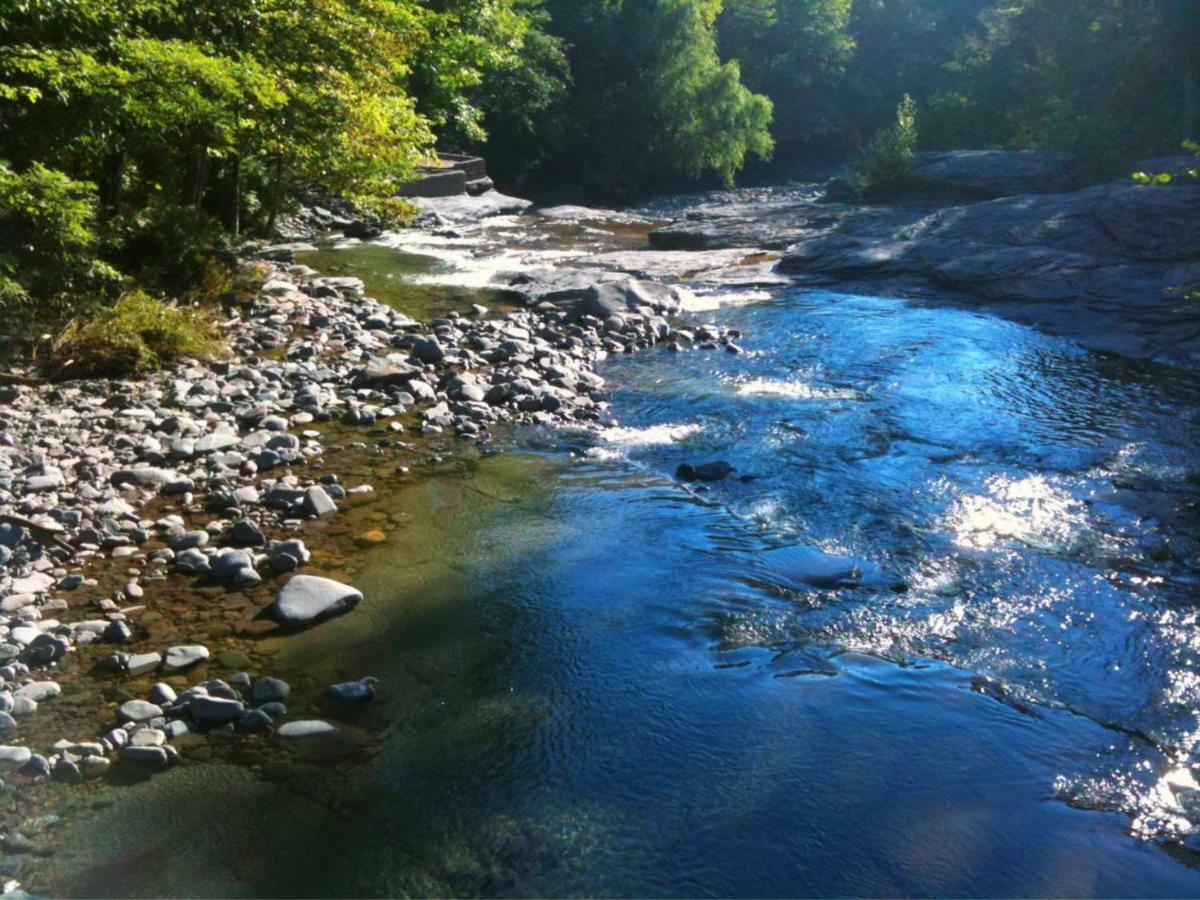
[
  {"left": 680, "top": 289, "right": 772, "bottom": 312},
  {"left": 733, "top": 377, "right": 860, "bottom": 401}
]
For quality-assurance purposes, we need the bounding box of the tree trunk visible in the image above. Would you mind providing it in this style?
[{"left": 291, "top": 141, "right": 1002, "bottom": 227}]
[
  {"left": 227, "top": 153, "right": 242, "bottom": 238},
  {"left": 265, "top": 155, "right": 286, "bottom": 235}
]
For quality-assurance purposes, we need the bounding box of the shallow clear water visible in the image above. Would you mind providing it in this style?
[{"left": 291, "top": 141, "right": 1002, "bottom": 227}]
[{"left": 45, "top": 222, "right": 1200, "bottom": 897}]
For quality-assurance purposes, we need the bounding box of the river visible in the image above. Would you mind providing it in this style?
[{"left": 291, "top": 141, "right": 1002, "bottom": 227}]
[{"left": 39, "top": 194, "right": 1200, "bottom": 897}]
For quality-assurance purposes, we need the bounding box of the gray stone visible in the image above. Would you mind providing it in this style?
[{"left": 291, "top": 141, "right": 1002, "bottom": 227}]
[
  {"left": 14, "top": 682, "right": 59, "bottom": 703},
  {"left": 273, "top": 575, "right": 362, "bottom": 626},
  {"left": 302, "top": 486, "right": 337, "bottom": 518},
  {"left": 324, "top": 676, "right": 378, "bottom": 704},
  {"left": 0, "top": 746, "right": 33, "bottom": 773},
  {"left": 126, "top": 652, "right": 161, "bottom": 676},
  {"left": 117, "top": 700, "right": 163, "bottom": 723},
  {"left": 163, "top": 645, "right": 209, "bottom": 670},
  {"left": 251, "top": 676, "right": 290, "bottom": 705}
]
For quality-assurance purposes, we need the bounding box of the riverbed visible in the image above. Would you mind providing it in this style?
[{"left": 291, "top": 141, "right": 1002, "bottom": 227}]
[{"left": 33, "top": 198, "right": 1200, "bottom": 897}]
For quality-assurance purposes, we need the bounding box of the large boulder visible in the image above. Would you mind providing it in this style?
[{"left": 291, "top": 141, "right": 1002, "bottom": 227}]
[
  {"left": 410, "top": 189, "right": 531, "bottom": 224},
  {"left": 272, "top": 575, "right": 363, "bottom": 626},
  {"left": 899, "top": 149, "right": 1079, "bottom": 200}
]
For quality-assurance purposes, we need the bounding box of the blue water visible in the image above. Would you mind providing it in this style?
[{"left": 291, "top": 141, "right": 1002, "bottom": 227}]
[{"left": 49, "top": 243, "right": 1200, "bottom": 897}]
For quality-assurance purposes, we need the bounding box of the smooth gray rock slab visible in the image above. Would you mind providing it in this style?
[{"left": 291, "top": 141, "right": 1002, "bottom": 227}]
[
  {"left": 127, "top": 652, "right": 162, "bottom": 675},
  {"left": 118, "top": 699, "right": 163, "bottom": 723},
  {"left": 164, "top": 645, "right": 209, "bottom": 670},
  {"left": 273, "top": 576, "right": 362, "bottom": 626}
]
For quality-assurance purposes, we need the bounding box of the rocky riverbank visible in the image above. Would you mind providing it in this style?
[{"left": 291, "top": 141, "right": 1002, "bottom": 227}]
[{"left": 0, "top": 198, "right": 760, "bottom": 885}]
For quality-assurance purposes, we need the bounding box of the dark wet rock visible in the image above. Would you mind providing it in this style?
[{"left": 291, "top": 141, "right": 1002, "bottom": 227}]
[
  {"left": 21, "top": 754, "right": 51, "bottom": 779},
  {"left": 189, "top": 695, "right": 244, "bottom": 724},
  {"left": 324, "top": 676, "right": 378, "bottom": 704},
  {"left": 251, "top": 677, "right": 290, "bottom": 705},
  {"left": 119, "top": 745, "right": 170, "bottom": 767},
  {"left": 230, "top": 520, "right": 266, "bottom": 547},
  {"left": 871, "top": 149, "right": 1079, "bottom": 201},
  {"left": 272, "top": 575, "right": 362, "bottom": 626},
  {"left": 236, "top": 709, "right": 273, "bottom": 733},
  {"left": 676, "top": 461, "right": 735, "bottom": 483},
  {"left": 258, "top": 701, "right": 288, "bottom": 720}
]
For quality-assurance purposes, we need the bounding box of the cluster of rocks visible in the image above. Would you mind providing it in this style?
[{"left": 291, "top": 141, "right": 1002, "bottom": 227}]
[{"left": 0, "top": 663, "right": 373, "bottom": 786}]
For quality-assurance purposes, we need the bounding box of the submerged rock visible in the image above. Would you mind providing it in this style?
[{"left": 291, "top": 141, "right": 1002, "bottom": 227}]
[{"left": 676, "top": 461, "right": 735, "bottom": 483}]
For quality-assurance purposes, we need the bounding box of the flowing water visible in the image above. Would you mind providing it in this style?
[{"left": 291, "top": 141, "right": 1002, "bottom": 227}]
[{"left": 41, "top": 202, "right": 1200, "bottom": 897}]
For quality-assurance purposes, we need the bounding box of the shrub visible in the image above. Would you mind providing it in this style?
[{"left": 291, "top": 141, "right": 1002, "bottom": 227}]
[
  {"left": 850, "top": 93, "right": 919, "bottom": 197},
  {"left": 52, "top": 291, "right": 223, "bottom": 378},
  {"left": 0, "top": 163, "right": 120, "bottom": 320}
]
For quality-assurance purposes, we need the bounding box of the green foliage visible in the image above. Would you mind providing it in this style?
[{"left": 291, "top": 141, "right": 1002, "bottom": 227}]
[
  {"left": 1133, "top": 139, "right": 1200, "bottom": 185},
  {"left": 850, "top": 93, "right": 918, "bottom": 196},
  {"left": 0, "top": 162, "right": 119, "bottom": 319},
  {"left": 922, "top": 0, "right": 1200, "bottom": 179},
  {"left": 530, "top": 0, "right": 774, "bottom": 197},
  {"left": 717, "top": 0, "right": 855, "bottom": 153},
  {"left": 52, "top": 290, "right": 223, "bottom": 378}
]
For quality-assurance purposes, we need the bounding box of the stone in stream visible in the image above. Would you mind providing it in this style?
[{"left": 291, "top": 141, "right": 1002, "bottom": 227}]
[
  {"left": 103, "top": 620, "right": 134, "bottom": 644},
  {"left": 0, "top": 713, "right": 16, "bottom": 734},
  {"left": 676, "top": 461, "right": 735, "bottom": 483},
  {"left": 119, "top": 746, "right": 170, "bottom": 768},
  {"left": 272, "top": 575, "right": 362, "bottom": 626},
  {"left": 276, "top": 719, "right": 351, "bottom": 758},
  {"left": 755, "top": 545, "right": 876, "bottom": 590},
  {"left": 189, "top": 695, "right": 245, "bottom": 725},
  {"left": 15, "top": 682, "right": 60, "bottom": 703},
  {"left": 0, "top": 746, "right": 32, "bottom": 773},
  {"left": 80, "top": 755, "right": 111, "bottom": 778},
  {"left": 110, "top": 468, "right": 175, "bottom": 489},
  {"left": 231, "top": 520, "right": 266, "bottom": 547},
  {"left": 117, "top": 699, "right": 163, "bottom": 723},
  {"left": 302, "top": 485, "right": 338, "bottom": 518},
  {"left": 324, "top": 676, "right": 378, "bottom": 704},
  {"left": 149, "top": 683, "right": 177, "bottom": 705},
  {"left": 163, "top": 645, "right": 210, "bottom": 670},
  {"left": 126, "top": 652, "right": 162, "bottom": 676},
  {"left": 11, "top": 697, "right": 36, "bottom": 718},
  {"left": 250, "top": 676, "right": 290, "bottom": 706},
  {"left": 236, "top": 709, "right": 273, "bottom": 734}
]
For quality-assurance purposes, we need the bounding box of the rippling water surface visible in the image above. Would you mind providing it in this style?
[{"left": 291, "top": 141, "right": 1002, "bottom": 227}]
[{"left": 48, "top": 214, "right": 1200, "bottom": 897}]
